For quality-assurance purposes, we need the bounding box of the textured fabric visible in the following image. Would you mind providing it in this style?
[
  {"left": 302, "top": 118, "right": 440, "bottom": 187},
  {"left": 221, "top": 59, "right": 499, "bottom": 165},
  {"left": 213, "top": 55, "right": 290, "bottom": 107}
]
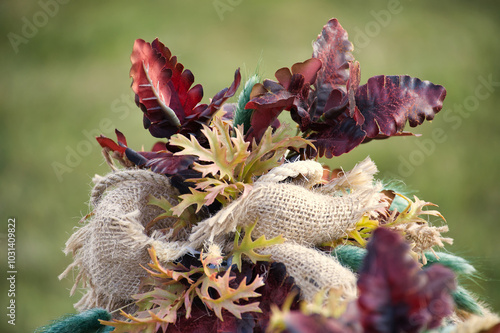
[
  {"left": 61, "top": 159, "right": 399, "bottom": 317},
  {"left": 60, "top": 169, "right": 184, "bottom": 312},
  {"left": 257, "top": 242, "right": 358, "bottom": 302},
  {"left": 188, "top": 159, "right": 383, "bottom": 303},
  {"left": 256, "top": 160, "right": 324, "bottom": 187},
  {"left": 189, "top": 159, "right": 383, "bottom": 247}
]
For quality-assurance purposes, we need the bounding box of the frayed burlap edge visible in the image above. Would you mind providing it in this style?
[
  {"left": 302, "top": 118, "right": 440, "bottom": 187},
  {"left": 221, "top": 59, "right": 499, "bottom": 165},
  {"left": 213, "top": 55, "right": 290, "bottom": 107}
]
[
  {"left": 256, "top": 242, "right": 358, "bottom": 303},
  {"left": 59, "top": 169, "right": 189, "bottom": 313},
  {"left": 189, "top": 158, "right": 385, "bottom": 248},
  {"left": 60, "top": 158, "right": 460, "bottom": 320}
]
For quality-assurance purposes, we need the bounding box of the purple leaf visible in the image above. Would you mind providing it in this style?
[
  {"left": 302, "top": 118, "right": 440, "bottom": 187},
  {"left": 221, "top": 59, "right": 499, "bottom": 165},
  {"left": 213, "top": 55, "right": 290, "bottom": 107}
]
[
  {"left": 356, "top": 75, "right": 447, "bottom": 138},
  {"left": 130, "top": 39, "right": 203, "bottom": 138},
  {"left": 130, "top": 39, "right": 240, "bottom": 139},
  {"left": 346, "top": 61, "right": 364, "bottom": 125},
  {"left": 181, "top": 68, "right": 241, "bottom": 136},
  {"left": 151, "top": 141, "right": 167, "bottom": 152},
  {"left": 245, "top": 89, "right": 295, "bottom": 142},
  {"left": 357, "top": 228, "right": 455, "bottom": 332},
  {"left": 307, "top": 117, "right": 366, "bottom": 158},
  {"left": 125, "top": 148, "right": 196, "bottom": 175},
  {"left": 245, "top": 59, "right": 321, "bottom": 143},
  {"left": 323, "top": 88, "right": 348, "bottom": 120},
  {"left": 313, "top": 18, "right": 354, "bottom": 116}
]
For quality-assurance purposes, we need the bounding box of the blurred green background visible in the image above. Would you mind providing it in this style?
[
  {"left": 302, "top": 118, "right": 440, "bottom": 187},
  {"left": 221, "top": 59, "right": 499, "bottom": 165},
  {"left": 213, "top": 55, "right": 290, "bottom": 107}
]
[{"left": 1, "top": 0, "right": 499, "bottom": 331}]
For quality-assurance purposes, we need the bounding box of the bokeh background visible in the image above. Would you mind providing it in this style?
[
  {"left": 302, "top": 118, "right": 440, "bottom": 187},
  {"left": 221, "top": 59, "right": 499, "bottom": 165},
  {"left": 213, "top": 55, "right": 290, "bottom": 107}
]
[{"left": 1, "top": 0, "right": 499, "bottom": 331}]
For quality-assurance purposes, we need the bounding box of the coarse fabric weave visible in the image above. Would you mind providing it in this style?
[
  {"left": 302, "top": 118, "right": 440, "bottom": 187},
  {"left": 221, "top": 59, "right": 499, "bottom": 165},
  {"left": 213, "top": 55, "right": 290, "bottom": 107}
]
[
  {"left": 61, "top": 158, "right": 384, "bottom": 313},
  {"left": 257, "top": 242, "right": 358, "bottom": 302},
  {"left": 190, "top": 182, "right": 381, "bottom": 247},
  {"left": 189, "top": 159, "right": 384, "bottom": 247},
  {"left": 59, "top": 169, "right": 184, "bottom": 312}
]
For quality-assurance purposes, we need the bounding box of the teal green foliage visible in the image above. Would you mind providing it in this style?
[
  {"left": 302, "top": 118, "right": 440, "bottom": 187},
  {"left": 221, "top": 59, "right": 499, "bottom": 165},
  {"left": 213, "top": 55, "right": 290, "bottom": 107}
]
[
  {"left": 425, "top": 251, "right": 477, "bottom": 277},
  {"left": 425, "top": 252, "right": 482, "bottom": 315},
  {"left": 332, "top": 245, "right": 482, "bottom": 315},
  {"left": 453, "top": 286, "right": 483, "bottom": 316},
  {"left": 234, "top": 74, "right": 260, "bottom": 134},
  {"left": 35, "top": 308, "right": 113, "bottom": 333},
  {"left": 332, "top": 244, "right": 367, "bottom": 273},
  {"left": 382, "top": 180, "right": 416, "bottom": 212}
]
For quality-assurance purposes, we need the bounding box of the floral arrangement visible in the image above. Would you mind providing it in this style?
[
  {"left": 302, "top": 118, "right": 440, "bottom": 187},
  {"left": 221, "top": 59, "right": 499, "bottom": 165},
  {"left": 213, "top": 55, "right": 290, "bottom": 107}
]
[{"left": 39, "top": 18, "right": 500, "bottom": 333}]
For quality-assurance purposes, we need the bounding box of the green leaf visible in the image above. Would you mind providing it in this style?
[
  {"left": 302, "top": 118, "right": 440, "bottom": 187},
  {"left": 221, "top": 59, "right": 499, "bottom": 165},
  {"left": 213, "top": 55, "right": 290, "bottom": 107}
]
[
  {"left": 171, "top": 188, "right": 207, "bottom": 215},
  {"left": 230, "top": 220, "right": 285, "bottom": 271},
  {"left": 170, "top": 118, "right": 250, "bottom": 180},
  {"left": 234, "top": 74, "right": 260, "bottom": 133},
  {"left": 387, "top": 194, "right": 445, "bottom": 226},
  {"left": 169, "top": 118, "right": 312, "bottom": 217},
  {"left": 133, "top": 286, "right": 182, "bottom": 312},
  {"left": 146, "top": 194, "right": 196, "bottom": 238},
  {"left": 242, "top": 126, "right": 314, "bottom": 182},
  {"left": 147, "top": 194, "right": 175, "bottom": 213},
  {"left": 144, "top": 247, "right": 200, "bottom": 283},
  {"left": 146, "top": 195, "right": 175, "bottom": 227},
  {"left": 169, "top": 132, "right": 212, "bottom": 162}
]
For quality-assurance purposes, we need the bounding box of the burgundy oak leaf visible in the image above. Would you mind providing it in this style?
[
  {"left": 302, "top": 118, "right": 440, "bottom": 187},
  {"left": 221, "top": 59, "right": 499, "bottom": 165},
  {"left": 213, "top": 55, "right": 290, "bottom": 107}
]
[
  {"left": 131, "top": 39, "right": 184, "bottom": 138},
  {"left": 131, "top": 39, "right": 240, "bottom": 139},
  {"left": 245, "top": 88, "right": 295, "bottom": 143},
  {"left": 356, "top": 75, "right": 447, "bottom": 138},
  {"left": 96, "top": 129, "right": 128, "bottom": 155},
  {"left": 313, "top": 18, "right": 354, "bottom": 116},
  {"left": 150, "top": 39, "right": 203, "bottom": 120},
  {"left": 307, "top": 117, "right": 366, "bottom": 158},
  {"left": 151, "top": 141, "right": 167, "bottom": 152},
  {"left": 96, "top": 129, "right": 196, "bottom": 175},
  {"left": 208, "top": 68, "right": 241, "bottom": 112},
  {"left": 358, "top": 228, "right": 455, "bottom": 333},
  {"left": 346, "top": 61, "right": 364, "bottom": 125},
  {"left": 245, "top": 59, "right": 321, "bottom": 143},
  {"left": 125, "top": 148, "right": 196, "bottom": 175},
  {"left": 275, "top": 58, "right": 322, "bottom": 91}
]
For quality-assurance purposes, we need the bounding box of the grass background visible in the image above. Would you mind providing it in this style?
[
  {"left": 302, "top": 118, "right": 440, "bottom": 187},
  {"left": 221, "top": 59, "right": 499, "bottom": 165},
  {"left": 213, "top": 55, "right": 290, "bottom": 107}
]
[{"left": 1, "top": 0, "right": 499, "bottom": 331}]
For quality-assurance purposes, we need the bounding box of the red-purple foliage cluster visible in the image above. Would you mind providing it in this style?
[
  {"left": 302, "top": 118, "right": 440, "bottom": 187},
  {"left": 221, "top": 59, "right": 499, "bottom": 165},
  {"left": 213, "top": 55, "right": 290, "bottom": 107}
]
[
  {"left": 245, "top": 19, "right": 446, "bottom": 157},
  {"left": 97, "top": 17, "right": 446, "bottom": 173}
]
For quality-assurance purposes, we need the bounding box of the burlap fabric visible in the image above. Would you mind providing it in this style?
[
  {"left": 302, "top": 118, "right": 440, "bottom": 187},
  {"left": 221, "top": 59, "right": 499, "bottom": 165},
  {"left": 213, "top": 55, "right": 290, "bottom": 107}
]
[
  {"left": 59, "top": 169, "right": 186, "bottom": 312},
  {"left": 257, "top": 242, "right": 358, "bottom": 302},
  {"left": 61, "top": 158, "right": 386, "bottom": 312},
  {"left": 189, "top": 158, "right": 383, "bottom": 246},
  {"left": 189, "top": 158, "right": 383, "bottom": 302}
]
